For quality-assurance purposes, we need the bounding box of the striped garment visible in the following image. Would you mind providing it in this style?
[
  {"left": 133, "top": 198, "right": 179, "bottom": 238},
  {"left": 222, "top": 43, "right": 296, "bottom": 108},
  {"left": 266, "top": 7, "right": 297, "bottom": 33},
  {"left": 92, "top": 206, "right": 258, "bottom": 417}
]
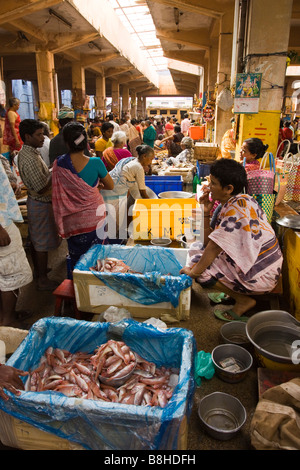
[
  {"left": 17, "top": 144, "right": 51, "bottom": 202},
  {"left": 187, "top": 194, "right": 283, "bottom": 294},
  {"left": 27, "top": 196, "right": 60, "bottom": 252}
]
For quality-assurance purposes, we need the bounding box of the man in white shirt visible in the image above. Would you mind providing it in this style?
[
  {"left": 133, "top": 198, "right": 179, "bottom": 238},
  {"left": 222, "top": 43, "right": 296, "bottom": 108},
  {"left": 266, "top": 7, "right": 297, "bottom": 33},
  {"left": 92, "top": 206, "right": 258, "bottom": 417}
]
[
  {"left": 119, "top": 118, "right": 129, "bottom": 146},
  {"left": 39, "top": 122, "right": 51, "bottom": 167},
  {"left": 181, "top": 113, "right": 191, "bottom": 136},
  {"left": 108, "top": 113, "right": 120, "bottom": 134}
]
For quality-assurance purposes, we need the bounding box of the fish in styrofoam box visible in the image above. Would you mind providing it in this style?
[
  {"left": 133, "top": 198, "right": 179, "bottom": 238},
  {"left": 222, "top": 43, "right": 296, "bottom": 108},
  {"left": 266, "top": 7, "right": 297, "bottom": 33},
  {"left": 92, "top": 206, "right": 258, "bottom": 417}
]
[
  {"left": 72, "top": 244, "right": 193, "bottom": 321},
  {"left": 0, "top": 317, "right": 196, "bottom": 450}
]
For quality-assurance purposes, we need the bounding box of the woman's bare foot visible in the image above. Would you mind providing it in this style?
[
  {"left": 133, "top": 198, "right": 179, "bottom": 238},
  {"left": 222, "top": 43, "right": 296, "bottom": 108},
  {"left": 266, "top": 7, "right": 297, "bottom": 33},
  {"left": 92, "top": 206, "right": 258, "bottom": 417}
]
[{"left": 231, "top": 297, "right": 256, "bottom": 316}]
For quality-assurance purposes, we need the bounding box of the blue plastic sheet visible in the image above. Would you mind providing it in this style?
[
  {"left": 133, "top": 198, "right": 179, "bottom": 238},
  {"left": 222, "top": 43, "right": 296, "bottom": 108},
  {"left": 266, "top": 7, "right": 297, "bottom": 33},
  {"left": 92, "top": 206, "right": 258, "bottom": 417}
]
[
  {"left": 1, "top": 317, "right": 196, "bottom": 450},
  {"left": 75, "top": 244, "right": 192, "bottom": 307}
]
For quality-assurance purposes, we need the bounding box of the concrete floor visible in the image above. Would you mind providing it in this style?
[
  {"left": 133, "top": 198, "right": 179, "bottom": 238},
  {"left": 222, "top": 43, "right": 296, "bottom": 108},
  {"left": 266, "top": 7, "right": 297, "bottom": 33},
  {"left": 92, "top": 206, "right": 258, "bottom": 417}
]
[{"left": 1, "top": 238, "right": 288, "bottom": 451}]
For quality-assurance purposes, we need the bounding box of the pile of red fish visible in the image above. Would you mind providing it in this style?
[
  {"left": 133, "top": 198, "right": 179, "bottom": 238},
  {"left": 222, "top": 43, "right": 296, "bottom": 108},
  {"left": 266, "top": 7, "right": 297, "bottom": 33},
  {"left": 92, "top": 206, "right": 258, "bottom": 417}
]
[
  {"left": 90, "top": 258, "right": 139, "bottom": 273},
  {"left": 27, "top": 340, "right": 178, "bottom": 407}
]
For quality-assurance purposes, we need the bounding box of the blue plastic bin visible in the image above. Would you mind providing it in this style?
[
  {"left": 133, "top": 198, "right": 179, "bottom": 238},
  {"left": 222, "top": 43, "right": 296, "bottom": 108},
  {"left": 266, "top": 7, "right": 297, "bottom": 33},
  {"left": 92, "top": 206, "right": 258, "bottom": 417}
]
[
  {"left": 145, "top": 175, "right": 183, "bottom": 195},
  {"left": 196, "top": 161, "right": 212, "bottom": 179},
  {"left": 2, "top": 317, "right": 196, "bottom": 450}
]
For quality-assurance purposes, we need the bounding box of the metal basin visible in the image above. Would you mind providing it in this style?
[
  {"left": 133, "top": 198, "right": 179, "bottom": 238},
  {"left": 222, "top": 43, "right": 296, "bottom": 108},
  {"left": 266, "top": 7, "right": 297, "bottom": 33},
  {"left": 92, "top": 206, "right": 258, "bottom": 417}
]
[
  {"left": 246, "top": 310, "right": 300, "bottom": 370},
  {"left": 276, "top": 215, "right": 300, "bottom": 230},
  {"left": 211, "top": 344, "right": 253, "bottom": 383},
  {"left": 198, "top": 392, "right": 247, "bottom": 440},
  {"left": 150, "top": 238, "right": 172, "bottom": 246},
  {"left": 220, "top": 322, "right": 250, "bottom": 349},
  {"left": 158, "top": 191, "right": 193, "bottom": 199}
]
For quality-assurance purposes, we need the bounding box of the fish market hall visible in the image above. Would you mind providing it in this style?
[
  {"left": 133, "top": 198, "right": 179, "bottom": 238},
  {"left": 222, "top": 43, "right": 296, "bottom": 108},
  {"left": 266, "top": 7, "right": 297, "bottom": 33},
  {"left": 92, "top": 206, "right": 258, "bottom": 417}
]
[{"left": 0, "top": 0, "right": 300, "bottom": 453}]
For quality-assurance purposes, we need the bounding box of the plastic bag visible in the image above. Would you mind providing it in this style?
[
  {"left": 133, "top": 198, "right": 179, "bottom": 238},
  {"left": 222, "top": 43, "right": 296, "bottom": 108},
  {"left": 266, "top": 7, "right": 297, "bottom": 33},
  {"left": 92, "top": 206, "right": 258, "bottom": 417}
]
[
  {"left": 75, "top": 244, "right": 192, "bottom": 307},
  {"left": 94, "top": 306, "right": 132, "bottom": 323},
  {"left": 216, "top": 87, "right": 233, "bottom": 111},
  {"left": 1, "top": 317, "right": 196, "bottom": 450},
  {"left": 143, "top": 317, "right": 168, "bottom": 329},
  {"left": 194, "top": 350, "right": 215, "bottom": 386}
]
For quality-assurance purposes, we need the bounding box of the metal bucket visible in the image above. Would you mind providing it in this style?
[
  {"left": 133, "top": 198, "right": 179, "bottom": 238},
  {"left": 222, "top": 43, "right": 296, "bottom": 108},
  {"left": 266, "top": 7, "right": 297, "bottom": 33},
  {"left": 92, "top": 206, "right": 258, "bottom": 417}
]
[
  {"left": 246, "top": 310, "right": 300, "bottom": 370},
  {"left": 198, "top": 392, "right": 247, "bottom": 440}
]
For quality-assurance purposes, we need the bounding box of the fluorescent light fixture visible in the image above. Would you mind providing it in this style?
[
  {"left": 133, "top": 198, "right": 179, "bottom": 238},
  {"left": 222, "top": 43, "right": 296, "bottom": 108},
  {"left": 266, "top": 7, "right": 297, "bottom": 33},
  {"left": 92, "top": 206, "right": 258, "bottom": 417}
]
[{"left": 49, "top": 9, "right": 72, "bottom": 29}]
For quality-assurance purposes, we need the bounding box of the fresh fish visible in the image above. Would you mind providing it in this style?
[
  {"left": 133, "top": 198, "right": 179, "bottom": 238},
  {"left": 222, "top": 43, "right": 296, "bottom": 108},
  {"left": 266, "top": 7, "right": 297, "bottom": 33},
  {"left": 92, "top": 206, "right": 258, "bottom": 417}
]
[{"left": 28, "top": 340, "right": 176, "bottom": 408}]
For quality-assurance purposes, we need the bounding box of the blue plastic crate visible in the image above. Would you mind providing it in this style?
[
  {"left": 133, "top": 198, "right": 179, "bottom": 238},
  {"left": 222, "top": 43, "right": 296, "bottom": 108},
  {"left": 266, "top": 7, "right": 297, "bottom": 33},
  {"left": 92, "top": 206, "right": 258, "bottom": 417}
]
[
  {"left": 145, "top": 175, "right": 183, "bottom": 195},
  {"left": 196, "top": 161, "right": 212, "bottom": 179}
]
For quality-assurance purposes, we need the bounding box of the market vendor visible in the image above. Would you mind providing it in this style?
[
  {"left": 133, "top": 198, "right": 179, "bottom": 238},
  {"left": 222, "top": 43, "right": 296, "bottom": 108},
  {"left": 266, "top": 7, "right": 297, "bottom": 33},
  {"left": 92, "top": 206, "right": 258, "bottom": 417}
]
[
  {"left": 101, "top": 144, "right": 154, "bottom": 238},
  {"left": 52, "top": 122, "right": 114, "bottom": 271},
  {"left": 220, "top": 117, "right": 236, "bottom": 159},
  {"left": 239, "top": 137, "right": 268, "bottom": 172},
  {"left": 167, "top": 136, "right": 194, "bottom": 165},
  {"left": 180, "top": 158, "right": 283, "bottom": 322}
]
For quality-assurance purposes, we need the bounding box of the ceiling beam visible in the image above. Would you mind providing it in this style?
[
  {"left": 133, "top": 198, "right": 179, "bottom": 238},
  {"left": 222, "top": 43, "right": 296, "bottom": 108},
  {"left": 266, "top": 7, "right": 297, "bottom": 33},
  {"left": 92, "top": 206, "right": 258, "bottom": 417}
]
[
  {"left": 164, "top": 50, "right": 206, "bottom": 67},
  {"left": 0, "top": 0, "right": 62, "bottom": 25},
  {"left": 7, "top": 18, "right": 49, "bottom": 44},
  {"left": 156, "top": 28, "right": 211, "bottom": 51},
  {"left": 148, "top": 0, "right": 224, "bottom": 19},
  {"left": 0, "top": 40, "right": 38, "bottom": 54},
  {"left": 119, "top": 75, "right": 145, "bottom": 84},
  {"left": 105, "top": 67, "right": 135, "bottom": 78},
  {"left": 135, "top": 84, "right": 158, "bottom": 93},
  {"left": 81, "top": 52, "right": 119, "bottom": 67},
  {"left": 48, "top": 32, "right": 99, "bottom": 53}
]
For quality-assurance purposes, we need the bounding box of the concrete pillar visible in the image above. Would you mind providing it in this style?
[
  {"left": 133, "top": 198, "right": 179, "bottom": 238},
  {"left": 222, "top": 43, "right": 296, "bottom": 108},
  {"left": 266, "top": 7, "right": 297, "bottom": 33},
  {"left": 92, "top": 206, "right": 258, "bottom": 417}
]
[
  {"left": 130, "top": 90, "right": 137, "bottom": 118},
  {"left": 137, "top": 95, "right": 145, "bottom": 118},
  {"left": 35, "top": 51, "right": 55, "bottom": 126},
  {"left": 111, "top": 80, "right": 120, "bottom": 117},
  {"left": 207, "top": 38, "right": 219, "bottom": 98},
  {"left": 237, "top": 0, "right": 293, "bottom": 155},
  {"left": 95, "top": 75, "right": 106, "bottom": 117},
  {"left": 71, "top": 62, "right": 86, "bottom": 113},
  {"left": 122, "top": 84, "right": 130, "bottom": 117},
  {"left": 215, "top": 9, "right": 234, "bottom": 145}
]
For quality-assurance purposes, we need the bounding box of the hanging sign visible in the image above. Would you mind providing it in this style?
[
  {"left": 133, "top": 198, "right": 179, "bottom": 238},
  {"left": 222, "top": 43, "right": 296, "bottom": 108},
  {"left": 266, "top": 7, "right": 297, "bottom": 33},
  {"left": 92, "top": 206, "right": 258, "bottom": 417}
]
[{"left": 234, "top": 73, "right": 262, "bottom": 114}]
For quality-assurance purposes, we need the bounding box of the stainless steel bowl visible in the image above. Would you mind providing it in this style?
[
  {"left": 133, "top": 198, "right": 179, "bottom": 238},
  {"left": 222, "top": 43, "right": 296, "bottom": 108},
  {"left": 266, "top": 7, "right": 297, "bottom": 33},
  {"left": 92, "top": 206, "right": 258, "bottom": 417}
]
[
  {"left": 198, "top": 392, "right": 247, "bottom": 440},
  {"left": 246, "top": 310, "right": 300, "bottom": 367},
  {"left": 150, "top": 238, "right": 172, "bottom": 246},
  {"left": 276, "top": 215, "right": 300, "bottom": 229},
  {"left": 158, "top": 191, "right": 193, "bottom": 199},
  {"left": 211, "top": 344, "right": 253, "bottom": 383},
  {"left": 220, "top": 322, "right": 250, "bottom": 349}
]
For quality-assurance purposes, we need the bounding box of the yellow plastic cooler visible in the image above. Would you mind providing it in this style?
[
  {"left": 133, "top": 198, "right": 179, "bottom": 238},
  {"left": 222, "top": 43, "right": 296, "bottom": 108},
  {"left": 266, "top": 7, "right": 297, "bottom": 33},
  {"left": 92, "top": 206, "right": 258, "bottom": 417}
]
[{"left": 131, "top": 198, "right": 199, "bottom": 240}]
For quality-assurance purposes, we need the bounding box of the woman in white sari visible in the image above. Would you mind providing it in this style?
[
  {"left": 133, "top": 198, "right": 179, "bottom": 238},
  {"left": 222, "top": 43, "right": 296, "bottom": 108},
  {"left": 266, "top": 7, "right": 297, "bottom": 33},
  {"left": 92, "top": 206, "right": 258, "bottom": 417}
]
[{"left": 101, "top": 145, "right": 154, "bottom": 239}]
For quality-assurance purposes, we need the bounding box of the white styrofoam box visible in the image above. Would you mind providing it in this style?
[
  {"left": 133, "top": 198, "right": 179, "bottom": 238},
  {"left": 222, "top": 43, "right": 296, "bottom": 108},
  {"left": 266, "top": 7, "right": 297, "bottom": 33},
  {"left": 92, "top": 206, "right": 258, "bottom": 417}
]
[{"left": 73, "top": 246, "right": 191, "bottom": 321}]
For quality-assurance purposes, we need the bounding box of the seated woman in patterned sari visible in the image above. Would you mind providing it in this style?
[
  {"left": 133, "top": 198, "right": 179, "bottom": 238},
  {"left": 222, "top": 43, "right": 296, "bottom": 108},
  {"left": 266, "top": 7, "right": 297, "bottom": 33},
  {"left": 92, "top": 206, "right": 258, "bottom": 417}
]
[
  {"left": 52, "top": 122, "right": 114, "bottom": 271},
  {"left": 180, "top": 158, "right": 283, "bottom": 322}
]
